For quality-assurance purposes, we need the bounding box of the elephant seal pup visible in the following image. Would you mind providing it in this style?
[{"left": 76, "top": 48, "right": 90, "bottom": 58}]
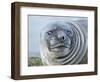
[{"left": 40, "top": 20, "right": 87, "bottom": 65}]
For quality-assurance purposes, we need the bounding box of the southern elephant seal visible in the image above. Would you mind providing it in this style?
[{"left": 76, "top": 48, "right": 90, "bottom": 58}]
[{"left": 40, "top": 20, "right": 87, "bottom": 65}]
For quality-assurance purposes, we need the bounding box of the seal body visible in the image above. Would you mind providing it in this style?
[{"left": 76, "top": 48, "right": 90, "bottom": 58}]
[{"left": 40, "top": 20, "right": 87, "bottom": 65}]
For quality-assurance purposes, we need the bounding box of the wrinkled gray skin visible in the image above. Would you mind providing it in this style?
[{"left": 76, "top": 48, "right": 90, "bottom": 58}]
[{"left": 40, "top": 20, "right": 87, "bottom": 65}]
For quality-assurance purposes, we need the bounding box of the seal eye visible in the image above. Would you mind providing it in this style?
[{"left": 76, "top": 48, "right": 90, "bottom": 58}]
[
  {"left": 67, "top": 30, "right": 72, "bottom": 37},
  {"left": 47, "top": 31, "right": 52, "bottom": 35},
  {"left": 67, "top": 30, "right": 71, "bottom": 34}
]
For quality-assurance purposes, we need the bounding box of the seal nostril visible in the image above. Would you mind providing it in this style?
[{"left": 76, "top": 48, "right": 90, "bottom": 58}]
[
  {"left": 59, "top": 36, "right": 65, "bottom": 41},
  {"left": 62, "top": 36, "right": 64, "bottom": 40}
]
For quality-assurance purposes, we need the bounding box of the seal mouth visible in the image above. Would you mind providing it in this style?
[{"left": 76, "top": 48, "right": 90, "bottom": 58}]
[{"left": 50, "top": 43, "right": 68, "bottom": 49}]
